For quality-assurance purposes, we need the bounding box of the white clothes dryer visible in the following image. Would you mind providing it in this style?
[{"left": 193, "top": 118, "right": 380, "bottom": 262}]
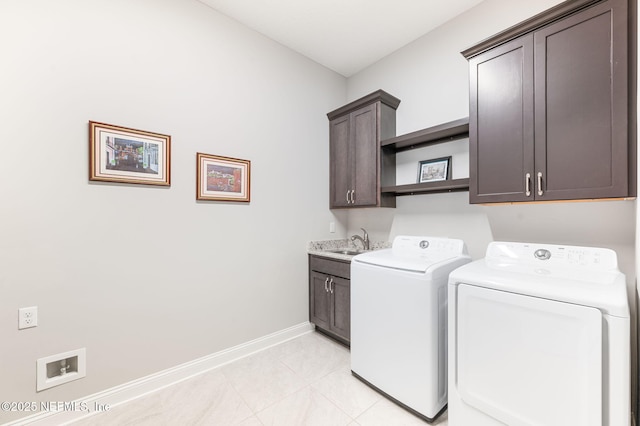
[
  {"left": 448, "top": 241, "right": 630, "bottom": 426},
  {"left": 351, "top": 235, "right": 471, "bottom": 422}
]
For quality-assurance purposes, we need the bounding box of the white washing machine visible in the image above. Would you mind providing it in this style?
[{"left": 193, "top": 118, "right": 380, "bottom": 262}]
[
  {"left": 351, "top": 235, "right": 471, "bottom": 422},
  {"left": 448, "top": 241, "right": 630, "bottom": 426}
]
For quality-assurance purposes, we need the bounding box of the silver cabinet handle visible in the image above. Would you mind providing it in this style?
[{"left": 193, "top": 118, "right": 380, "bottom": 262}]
[
  {"left": 350, "top": 190, "right": 355, "bottom": 204},
  {"left": 329, "top": 278, "right": 334, "bottom": 294},
  {"left": 537, "top": 172, "right": 543, "bottom": 196},
  {"left": 324, "top": 277, "right": 329, "bottom": 292},
  {"left": 525, "top": 173, "right": 531, "bottom": 197},
  {"left": 346, "top": 189, "right": 355, "bottom": 204}
]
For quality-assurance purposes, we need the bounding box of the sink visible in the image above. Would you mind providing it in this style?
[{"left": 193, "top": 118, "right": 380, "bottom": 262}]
[{"left": 325, "top": 248, "right": 363, "bottom": 255}]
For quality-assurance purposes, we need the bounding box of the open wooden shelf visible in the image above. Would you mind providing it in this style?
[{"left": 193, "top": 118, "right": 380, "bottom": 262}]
[
  {"left": 381, "top": 178, "right": 470, "bottom": 196},
  {"left": 381, "top": 117, "right": 469, "bottom": 152}
]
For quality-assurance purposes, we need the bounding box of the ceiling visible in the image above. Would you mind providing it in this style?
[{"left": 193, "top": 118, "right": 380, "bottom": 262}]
[{"left": 197, "top": 0, "right": 485, "bottom": 77}]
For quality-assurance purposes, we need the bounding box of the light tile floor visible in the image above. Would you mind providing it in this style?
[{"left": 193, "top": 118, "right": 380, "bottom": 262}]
[{"left": 73, "top": 331, "right": 448, "bottom": 425}]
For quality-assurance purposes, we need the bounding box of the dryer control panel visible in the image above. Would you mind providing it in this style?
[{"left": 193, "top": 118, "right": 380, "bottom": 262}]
[{"left": 486, "top": 242, "right": 618, "bottom": 270}]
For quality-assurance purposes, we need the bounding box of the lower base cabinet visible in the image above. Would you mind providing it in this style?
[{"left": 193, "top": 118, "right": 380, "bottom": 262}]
[{"left": 309, "top": 255, "right": 350, "bottom": 345}]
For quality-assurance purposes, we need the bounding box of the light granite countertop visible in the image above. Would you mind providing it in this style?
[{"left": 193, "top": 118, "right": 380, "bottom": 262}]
[{"left": 307, "top": 239, "right": 391, "bottom": 261}]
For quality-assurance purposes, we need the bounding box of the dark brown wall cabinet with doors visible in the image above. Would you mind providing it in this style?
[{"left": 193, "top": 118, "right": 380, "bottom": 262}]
[
  {"left": 464, "top": 0, "right": 636, "bottom": 204},
  {"left": 327, "top": 90, "right": 400, "bottom": 208},
  {"left": 309, "top": 255, "right": 351, "bottom": 345}
]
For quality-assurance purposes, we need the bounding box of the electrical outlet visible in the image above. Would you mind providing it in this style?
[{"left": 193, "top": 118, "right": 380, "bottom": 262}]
[{"left": 18, "top": 306, "right": 38, "bottom": 329}]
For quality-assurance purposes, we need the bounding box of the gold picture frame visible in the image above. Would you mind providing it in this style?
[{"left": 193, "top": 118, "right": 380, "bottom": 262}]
[
  {"left": 196, "top": 153, "right": 251, "bottom": 202},
  {"left": 89, "top": 121, "right": 171, "bottom": 186}
]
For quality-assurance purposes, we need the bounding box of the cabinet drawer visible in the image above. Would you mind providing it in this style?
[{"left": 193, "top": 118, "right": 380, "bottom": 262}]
[{"left": 309, "top": 255, "right": 350, "bottom": 279}]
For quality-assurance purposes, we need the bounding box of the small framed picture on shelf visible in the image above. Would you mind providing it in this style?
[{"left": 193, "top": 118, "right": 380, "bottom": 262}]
[
  {"left": 196, "top": 153, "right": 251, "bottom": 202},
  {"left": 418, "top": 156, "right": 451, "bottom": 183}
]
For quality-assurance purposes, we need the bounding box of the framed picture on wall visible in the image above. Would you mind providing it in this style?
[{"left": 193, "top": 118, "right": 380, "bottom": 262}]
[
  {"left": 89, "top": 121, "right": 171, "bottom": 186},
  {"left": 418, "top": 156, "right": 451, "bottom": 183},
  {"left": 196, "top": 153, "right": 251, "bottom": 202}
]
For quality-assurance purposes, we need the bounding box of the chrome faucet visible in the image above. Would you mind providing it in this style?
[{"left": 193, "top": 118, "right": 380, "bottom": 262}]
[{"left": 351, "top": 228, "right": 370, "bottom": 251}]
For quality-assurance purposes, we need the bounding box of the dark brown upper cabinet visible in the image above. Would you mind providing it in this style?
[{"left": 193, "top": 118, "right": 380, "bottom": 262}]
[
  {"left": 327, "top": 90, "right": 400, "bottom": 208},
  {"left": 464, "top": 0, "right": 635, "bottom": 204}
]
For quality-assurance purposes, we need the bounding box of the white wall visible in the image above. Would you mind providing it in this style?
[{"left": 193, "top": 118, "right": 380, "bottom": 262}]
[{"left": 0, "top": 0, "right": 346, "bottom": 422}]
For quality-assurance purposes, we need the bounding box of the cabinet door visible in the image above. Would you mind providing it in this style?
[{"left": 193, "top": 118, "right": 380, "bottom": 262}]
[
  {"left": 469, "top": 36, "right": 534, "bottom": 204},
  {"left": 533, "top": 0, "right": 628, "bottom": 200},
  {"left": 329, "top": 276, "right": 350, "bottom": 341},
  {"left": 309, "top": 271, "right": 330, "bottom": 330},
  {"left": 329, "top": 114, "right": 352, "bottom": 208},
  {"left": 351, "top": 104, "right": 379, "bottom": 207}
]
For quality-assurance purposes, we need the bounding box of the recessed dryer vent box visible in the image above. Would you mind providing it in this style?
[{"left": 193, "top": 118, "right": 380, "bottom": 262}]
[{"left": 36, "top": 348, "right": 86, "bottom": 391}]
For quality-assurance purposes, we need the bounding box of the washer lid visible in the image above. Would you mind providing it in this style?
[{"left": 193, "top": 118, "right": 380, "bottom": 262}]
[
  {"left": 449, "top": 242, "right": 629, "bottom": 318},
  {"left": 353, "top": 236, "right": 469, "bottom": 273}
]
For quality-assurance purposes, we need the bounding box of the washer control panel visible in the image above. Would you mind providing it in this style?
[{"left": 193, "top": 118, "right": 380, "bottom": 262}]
[{"left": 392, "top": 235, "right": 467, "bottom": 256}]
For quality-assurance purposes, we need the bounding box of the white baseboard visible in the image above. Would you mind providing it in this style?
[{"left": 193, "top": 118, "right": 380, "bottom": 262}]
[{"left": 6, "top": 322, "right": 314, "bottom": 426}]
